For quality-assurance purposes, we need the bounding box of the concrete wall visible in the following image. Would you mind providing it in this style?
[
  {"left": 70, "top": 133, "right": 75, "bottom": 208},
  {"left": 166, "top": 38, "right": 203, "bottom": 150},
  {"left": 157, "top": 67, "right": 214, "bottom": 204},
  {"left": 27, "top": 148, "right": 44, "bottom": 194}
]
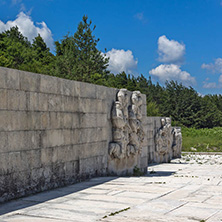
[
  {"left": 0, "top": 67, "right": 120, "bottom": 202},
  {"left": 0, "top": 67, "right": 180, "bottom": 203},
  {"left": 0, "top": 67, "right": 149, "bottom": 203}
]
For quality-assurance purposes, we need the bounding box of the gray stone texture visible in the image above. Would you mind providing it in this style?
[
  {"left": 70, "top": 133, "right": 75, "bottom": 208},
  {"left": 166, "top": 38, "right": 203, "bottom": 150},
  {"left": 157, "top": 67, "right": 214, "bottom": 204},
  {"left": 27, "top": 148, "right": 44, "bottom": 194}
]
[
  {"left": 0, "top": 67, "right": 149, "bottom": 203},
  {"left": 108, "top": 89, "right": 148, "bottom": 175},
  {"left": 0, "top": 67, "right": 180, "bottom": 203},
  {"left": 146, "top": 116, "right": 177, "bottom": 164}
]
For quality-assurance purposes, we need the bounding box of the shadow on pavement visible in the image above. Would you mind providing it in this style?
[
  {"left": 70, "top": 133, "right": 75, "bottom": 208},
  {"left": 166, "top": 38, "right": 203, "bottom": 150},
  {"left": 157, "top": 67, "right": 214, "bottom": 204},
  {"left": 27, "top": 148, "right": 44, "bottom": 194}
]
[
  {"left": 147, "top": 170, "right": 176, "bottom": 177},
  {"left": 0, "top": 176, "right": 117, "bottom": 216}
]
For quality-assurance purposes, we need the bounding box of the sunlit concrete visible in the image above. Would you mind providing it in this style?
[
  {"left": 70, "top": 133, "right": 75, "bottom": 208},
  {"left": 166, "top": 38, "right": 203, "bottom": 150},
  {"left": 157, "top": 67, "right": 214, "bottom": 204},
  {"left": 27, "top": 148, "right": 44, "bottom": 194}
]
[{"left": 0, "top": 154, "right": 222, "bottom": 222}]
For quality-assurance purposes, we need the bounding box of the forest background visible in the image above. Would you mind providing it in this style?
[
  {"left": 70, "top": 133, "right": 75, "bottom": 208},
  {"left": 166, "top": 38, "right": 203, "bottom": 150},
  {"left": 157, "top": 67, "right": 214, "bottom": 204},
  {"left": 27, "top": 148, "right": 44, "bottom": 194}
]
[{"left": 1, "top": 16, "right": 222, "bottom": 152}]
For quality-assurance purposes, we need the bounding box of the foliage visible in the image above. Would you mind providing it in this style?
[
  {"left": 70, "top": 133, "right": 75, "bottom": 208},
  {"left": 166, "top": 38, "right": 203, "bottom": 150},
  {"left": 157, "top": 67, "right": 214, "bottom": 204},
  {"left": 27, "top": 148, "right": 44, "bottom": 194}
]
[
  {"left": 0, "top": 26, "right": 55, "bottom": 75},
  {"left": 146, "top": 101, "right": 160, "bottom": 116},
  {"left": 133, "top": 166, "right": 144, "bottom": 176},
  {"left": 54, "top": 15, "right": 109, "bottom": 83},
  {"left": 182, "top": 127, "right": 222, "bottom": 152}
]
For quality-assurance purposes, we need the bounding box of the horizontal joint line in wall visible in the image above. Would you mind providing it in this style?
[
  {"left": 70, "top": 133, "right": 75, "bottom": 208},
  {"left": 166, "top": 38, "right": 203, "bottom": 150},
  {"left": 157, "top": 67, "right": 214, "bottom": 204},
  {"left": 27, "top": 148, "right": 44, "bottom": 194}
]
[
  {"left": 0, "top": 109, "right": 107, "bottom": 115},
  {"left": 0, "top": 140, "right": 108, "bottom": 154},
  {"left": 0, "top": 87, "right": 108, "bottom": 100},
  {"left": 79, "top": 154, "right": 105, "bottom": 161},
  {"left": 0, "top": 127, "right": 107, "bottom": 132}
]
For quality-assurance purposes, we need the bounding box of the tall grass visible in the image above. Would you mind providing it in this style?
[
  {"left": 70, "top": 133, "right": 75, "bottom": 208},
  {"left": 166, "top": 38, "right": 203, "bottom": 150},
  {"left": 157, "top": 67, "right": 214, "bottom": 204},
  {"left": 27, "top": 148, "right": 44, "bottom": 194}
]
[{"left": 182, "top": 127, "right": 222, "bottom": 152}]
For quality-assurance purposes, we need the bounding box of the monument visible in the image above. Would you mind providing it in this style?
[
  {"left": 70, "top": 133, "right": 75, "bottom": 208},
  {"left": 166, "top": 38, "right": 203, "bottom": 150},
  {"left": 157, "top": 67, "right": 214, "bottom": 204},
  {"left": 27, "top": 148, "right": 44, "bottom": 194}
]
[{"left": 108, "top": 89, "right": 147, "bottom": 175}]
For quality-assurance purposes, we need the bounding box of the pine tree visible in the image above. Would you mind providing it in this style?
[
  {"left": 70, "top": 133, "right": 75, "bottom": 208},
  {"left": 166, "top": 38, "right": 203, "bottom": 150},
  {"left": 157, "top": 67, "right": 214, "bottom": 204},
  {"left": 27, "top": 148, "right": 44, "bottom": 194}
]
[{"left": 55, "top": 15, "right": 109, "bottom": 82}]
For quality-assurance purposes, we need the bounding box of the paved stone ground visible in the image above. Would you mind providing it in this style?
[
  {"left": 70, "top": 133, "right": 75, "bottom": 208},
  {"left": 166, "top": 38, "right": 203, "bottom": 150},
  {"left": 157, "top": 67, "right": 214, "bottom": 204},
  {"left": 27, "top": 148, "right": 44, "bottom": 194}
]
[{"left": 0, "top": 154, "right": 222, "bottom": 222}]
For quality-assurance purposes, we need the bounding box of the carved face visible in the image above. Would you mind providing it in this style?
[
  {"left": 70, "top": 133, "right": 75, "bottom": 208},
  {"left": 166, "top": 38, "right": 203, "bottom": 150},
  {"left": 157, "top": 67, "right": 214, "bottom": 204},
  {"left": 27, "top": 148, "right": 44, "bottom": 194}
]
[
  {"left": 131, "top": 91, "right": 142, "bottom": 105},
  {"left": 117, "top": 89, "right": 128, "bottom": 105},
  {"left": 161, "top": 118, "right": 165, "bottom": 127},
  {"left": 166, "top": 117, "right": 171, "bottom": 125}
]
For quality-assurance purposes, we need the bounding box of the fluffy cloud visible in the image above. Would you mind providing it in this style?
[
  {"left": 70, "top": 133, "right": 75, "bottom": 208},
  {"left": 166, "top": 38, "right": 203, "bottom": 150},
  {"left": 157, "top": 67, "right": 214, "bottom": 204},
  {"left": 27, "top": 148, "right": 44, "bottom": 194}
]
[
  {"left": 201, "top": 58, "right": 222, "bottom": 88},
  {"left": 0, "top": 12, "right": 54, "bottom": 50},
  {"left": 149, "top": 35, "right": 194, "bottom": 85},
  {"left": 202, "top": 75, "right": 222, "bottom": 89},
  {"left": 149, "top": 64, "right": 196, "bottom": 85},
  {"left": 201, "top": 58, "right": 222, "bottom": 73},
  {"left": 104, "top": 49, "right": 138, "bottom": 74},
  {"left": 158, "top": 35, "right": 185, "bottom": 64},
  {"left": 203, "top": 82, "right": 217, "bottom": 89}
]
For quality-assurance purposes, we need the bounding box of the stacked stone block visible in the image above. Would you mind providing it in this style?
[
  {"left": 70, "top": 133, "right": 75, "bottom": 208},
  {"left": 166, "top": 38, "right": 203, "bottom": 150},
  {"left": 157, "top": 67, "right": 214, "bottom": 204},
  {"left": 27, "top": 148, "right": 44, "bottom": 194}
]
[
  {"left": 0, "top": 67, "right": 119, "bottom": 202},
  {"left": 0, "top": 66, "right": 179, "bottom": 203}
]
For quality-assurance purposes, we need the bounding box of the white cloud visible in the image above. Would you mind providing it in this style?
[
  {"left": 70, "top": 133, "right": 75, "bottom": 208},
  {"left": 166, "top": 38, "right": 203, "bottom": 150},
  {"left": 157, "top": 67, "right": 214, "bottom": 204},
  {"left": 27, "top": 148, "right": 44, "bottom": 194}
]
[
  {"left": 202, "top": 75, "right": 222, "bottom": 88},
  {"left": 0, "top": 12, "right": 54, "bottom": 50},
  {"left": 198, "top": 92, "right": 204, "bottom": 97},
  {"left": 201, "top": 58, "right": 222, "bottom": 74},
  {"left": 158, "top": 35, "right": 185, "bottom": 64},
  {"left": 149, "top": 64, "right": 196, "bottom": 85},
  {"left": 104, "top": 49, "right": 138, "bottom": 74},
  {"left": 202, "top": 59, "right": 222, "bottom": 88},
  {"left": 203, "top": 82, "right": 217, "bottom": 89}
]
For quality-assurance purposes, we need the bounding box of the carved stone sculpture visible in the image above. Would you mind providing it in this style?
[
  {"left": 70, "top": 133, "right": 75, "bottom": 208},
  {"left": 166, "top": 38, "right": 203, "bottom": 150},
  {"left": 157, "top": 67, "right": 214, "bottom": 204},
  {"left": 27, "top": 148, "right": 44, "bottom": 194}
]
[
  {"left": 172, "top": 127, "right": 182, "bottom": 158},
  {"left": 109, "top": 89, "right": 144, "bottom": 159},
  {"left": 155, "top": 118, "right": 173, "bottom": 155},
  {"left": 165, "top": 117, "right": 174, "bottom": 150},
  {"left": 155, "top": 118, "right": 182, "bottom": 159}
]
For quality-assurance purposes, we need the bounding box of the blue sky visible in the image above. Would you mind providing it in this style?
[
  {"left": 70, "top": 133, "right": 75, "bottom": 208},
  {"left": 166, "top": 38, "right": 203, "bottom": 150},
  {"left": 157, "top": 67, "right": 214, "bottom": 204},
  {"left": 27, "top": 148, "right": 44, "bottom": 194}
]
[{"left": 1, "top": 0, "right": 222, "bottom": 95}]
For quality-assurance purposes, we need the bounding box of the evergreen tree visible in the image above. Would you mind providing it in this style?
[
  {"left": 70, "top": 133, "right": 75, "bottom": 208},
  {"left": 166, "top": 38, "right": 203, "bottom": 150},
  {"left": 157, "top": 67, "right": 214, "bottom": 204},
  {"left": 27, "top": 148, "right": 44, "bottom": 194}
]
[
  {"left": 55, "top": 15, "right": 109, "bottom": 82},
  {"left": 0, "top": 26, "right": 54, "bottom": 74},
  {"left": 0, "top": 26, "right": 31, "bottom": 68}
]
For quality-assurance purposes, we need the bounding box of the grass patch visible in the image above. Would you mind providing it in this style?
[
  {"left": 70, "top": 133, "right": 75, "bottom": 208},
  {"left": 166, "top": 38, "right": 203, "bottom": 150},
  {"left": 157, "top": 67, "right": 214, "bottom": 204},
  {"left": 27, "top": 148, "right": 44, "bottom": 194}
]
[
  {"left": 133, "top": 166, "right": 144, "bottom": 176},
  {"left": 103, "top": 207, "right": 130, "bottom": 218},
  {"left": 182, "top": 127, "right": 222, "bottom": 152}
]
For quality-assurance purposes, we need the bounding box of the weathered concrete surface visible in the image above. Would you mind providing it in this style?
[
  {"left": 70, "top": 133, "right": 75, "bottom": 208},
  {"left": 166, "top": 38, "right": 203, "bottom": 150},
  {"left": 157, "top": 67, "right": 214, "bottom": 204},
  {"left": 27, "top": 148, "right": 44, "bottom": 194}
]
[
  {"left": 108, "top": 89, "right": 148, "bottom": 176},
  {"left": 0, "top": 67, "right": 116, "bottom": 202},
  {"left": 0, "top": 154, "right": 222, "bottom": 222},
  {"left": 146, "top": 117, "right": 182, "bottom": 164},
  {"left": 0, "top": 67, "right": 148, "bottom": 203}
]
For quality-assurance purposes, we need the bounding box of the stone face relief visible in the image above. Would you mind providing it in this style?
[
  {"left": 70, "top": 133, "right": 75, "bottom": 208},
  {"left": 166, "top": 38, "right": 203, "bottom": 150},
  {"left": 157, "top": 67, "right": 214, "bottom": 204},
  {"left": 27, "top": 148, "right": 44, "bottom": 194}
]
[
  {"left": 155, "top": 118, "right": 182, "bottom": 157},
  {"left": 155, "top": 118, "right": 172, "bottom": 155},
  {"left": 172, "top": 127, "right": 182, "bottom": 158},
  {"left": 109, "top": 89, "right": 144, "bottom": 159}
]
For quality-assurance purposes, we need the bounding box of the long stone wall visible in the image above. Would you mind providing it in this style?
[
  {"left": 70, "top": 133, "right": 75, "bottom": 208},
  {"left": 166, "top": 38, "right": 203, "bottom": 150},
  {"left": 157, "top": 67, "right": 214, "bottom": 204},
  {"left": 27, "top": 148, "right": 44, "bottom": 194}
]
[
  {"left": 0, "top": 67, "right": 148, "bottom": 203},
  {"left": 0, "top": 67, "right": 181, "bottom": 203}
]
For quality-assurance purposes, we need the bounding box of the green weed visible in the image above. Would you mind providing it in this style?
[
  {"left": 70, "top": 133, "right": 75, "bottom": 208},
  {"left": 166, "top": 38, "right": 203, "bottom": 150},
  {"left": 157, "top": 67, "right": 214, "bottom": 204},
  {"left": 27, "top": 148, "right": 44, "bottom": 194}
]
[
  {"left": 133, "top": 166, "right": 144, "bottom": 176},
  {"left": 103, "top": 207, "right": 130, "bottom": 218},
  {"left": 182, "top": 127, "right": 222, "bottom": 152}
]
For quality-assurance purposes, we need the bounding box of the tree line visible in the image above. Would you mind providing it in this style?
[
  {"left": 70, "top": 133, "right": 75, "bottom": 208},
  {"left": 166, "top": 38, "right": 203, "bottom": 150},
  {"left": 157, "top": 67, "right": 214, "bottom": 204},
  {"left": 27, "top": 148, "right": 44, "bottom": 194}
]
[{"left": 0, "top": 15, "right": 222, "bottom": 129}]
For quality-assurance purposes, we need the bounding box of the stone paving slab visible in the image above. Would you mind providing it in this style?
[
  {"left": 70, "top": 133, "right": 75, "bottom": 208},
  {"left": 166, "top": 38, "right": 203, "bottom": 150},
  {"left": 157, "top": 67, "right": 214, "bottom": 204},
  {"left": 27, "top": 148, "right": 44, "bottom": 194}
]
[{"left": 0, "top": 154, "right": 222, "bottom": 222}]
